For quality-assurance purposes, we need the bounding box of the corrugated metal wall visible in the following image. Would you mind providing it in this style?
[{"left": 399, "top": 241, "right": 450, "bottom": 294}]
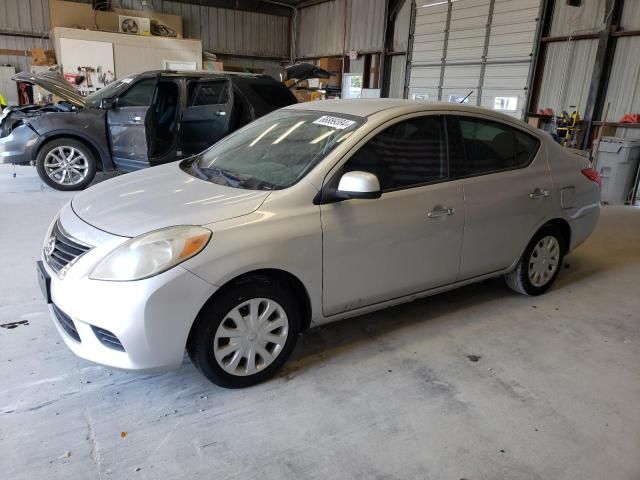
[
  {"left": 388, "top": 0, "right": 412, "bottom": 98},
  {"left": 549, "top": 0, "right": 606, "bottom": 36},
  {"left": 296, "top": 0, "right": 386, "bottom": 58},
  {"left": 1, "top": 0, "right": 289, "bottom": 76}
]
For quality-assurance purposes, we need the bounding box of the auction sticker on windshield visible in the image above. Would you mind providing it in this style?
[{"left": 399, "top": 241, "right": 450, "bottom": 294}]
[{"left": 313, "top": 116, "right": 356, "bottom": 130}]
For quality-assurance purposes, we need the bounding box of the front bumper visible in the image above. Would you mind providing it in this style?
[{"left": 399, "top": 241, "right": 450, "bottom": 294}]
[
  {"left": 0, "top": 124, "right": 39, "bottom": 165},
  {"left": 43, "top": 204, "right": 217, "bottom": 371}
]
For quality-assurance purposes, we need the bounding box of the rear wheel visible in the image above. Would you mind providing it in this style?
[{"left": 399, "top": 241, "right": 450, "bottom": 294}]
[
  {"left": 36, "top": 138, "right": 97, "bottom": 191},
  {"left": 505, "top": 225, "right": 565, "bottom": 296},
  {"left": 187, "top": 276, "right": 300, "bottom": 388}
]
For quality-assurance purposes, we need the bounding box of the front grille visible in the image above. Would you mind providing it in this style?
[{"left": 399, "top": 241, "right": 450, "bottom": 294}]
[
  {"left": 91, "top": 326, "right": 125, "bottom": 352},
  {"left": 45, "top": 220, "right": 92, "bottom": 273},
  {"left": 52, "top": 304, "right": 81, "bottom": 342}
]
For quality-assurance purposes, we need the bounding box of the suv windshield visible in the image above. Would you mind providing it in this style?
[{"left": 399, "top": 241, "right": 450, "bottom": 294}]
[
  {"left": 84, "top": 75, "right": 138, "bottom": 108},
  {"left": 182, "top": 110, "right": 364, "bottom": 190}
]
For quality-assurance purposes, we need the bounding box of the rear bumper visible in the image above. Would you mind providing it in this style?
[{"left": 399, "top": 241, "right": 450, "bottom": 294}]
[{"left": 0, "top": 125, "right": 39, "bottom": 164}]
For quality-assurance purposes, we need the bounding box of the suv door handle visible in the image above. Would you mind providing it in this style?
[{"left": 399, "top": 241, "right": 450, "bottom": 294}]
[
  {"left": 215, "top": 111, "right": 226, "bottom": 116},
  {"left": 131, "top": 116, "right": 142, "bottom": 122},
  {"left": 529, "top": 188, "right": 550, "bottom": 199},
  {"left": 427, "top": 206, "right": 454, "bottom": 218}
]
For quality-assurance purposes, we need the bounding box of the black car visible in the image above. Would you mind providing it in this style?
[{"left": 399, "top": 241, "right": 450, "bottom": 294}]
[{"left": 0, "top": 70, "right": 297, "bottom": 190}]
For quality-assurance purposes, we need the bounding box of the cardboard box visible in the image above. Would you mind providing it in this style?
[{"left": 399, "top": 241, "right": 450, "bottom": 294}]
[
  {"left": 31, "top": 48, "right": 57, "bottom": 66},
  {"left": 319, "top": 57, "right": 343, "bottom": 89},
  {"left": 203, "top": 61, "right": 224, "bottom": 72},
  {"left": 293, "top": 89, "right": 323, "bottom": 103}
]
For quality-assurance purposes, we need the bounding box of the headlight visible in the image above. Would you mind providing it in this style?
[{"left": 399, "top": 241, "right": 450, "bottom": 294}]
[{"left": 90, "top": 226, "right": 211, "bottom": 281}]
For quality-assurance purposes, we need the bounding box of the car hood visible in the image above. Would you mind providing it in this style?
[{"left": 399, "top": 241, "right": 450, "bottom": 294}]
[
  {"left": 71, "top": 163, "right": 272, "bottom": 237},
  {"left": 13, "top": 71, "right": 85, "bottom": 108}
]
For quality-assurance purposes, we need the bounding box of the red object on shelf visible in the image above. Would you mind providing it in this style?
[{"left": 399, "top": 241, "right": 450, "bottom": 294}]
[{"left": 619, "top": 113, "right": 640, "bottom": 123}]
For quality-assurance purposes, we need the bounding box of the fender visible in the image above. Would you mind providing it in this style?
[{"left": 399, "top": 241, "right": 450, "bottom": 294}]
[
  {"left": 33, "top": 129, "right": 114, "bottom": 171},
  {"left": 26, "top": 110, "right": 115, "bottom": 171}
]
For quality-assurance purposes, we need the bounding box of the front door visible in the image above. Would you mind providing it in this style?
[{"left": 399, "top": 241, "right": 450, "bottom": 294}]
[
  {"left": 181, "top": 78, "right": 233, "bottom": 156},
  {"left": 107, "top": 77, "right": 157, "bottom": 171},
  {"left": 446, "top": 115, "right": 553, "bottom": 279},
  {"left": 321, "top": 115, "right": 465, "bottom": 316}
]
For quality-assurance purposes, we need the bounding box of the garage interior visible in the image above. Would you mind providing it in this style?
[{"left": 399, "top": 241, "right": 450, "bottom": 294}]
[{"left": 1, "top": 0, "right": 639, "bottom": 479}]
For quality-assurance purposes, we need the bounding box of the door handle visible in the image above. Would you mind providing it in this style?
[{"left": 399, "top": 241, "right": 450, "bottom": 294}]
[
  {"left": 131, "top": 116, "right": 142, "bottom": 122},
  {"left": 529, "top": 188, "right": 550, "bottom": 199},
  {"left": 427, "top": 206, "right": 454, "bottom": 218},
  {"left": 215, "top": 111, "right": 226, "bottom": 116}
]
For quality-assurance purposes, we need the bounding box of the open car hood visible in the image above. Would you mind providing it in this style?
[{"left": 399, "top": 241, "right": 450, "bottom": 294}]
[
  {"left": 285, "top": 63, "right": 331, "bottom": 81},
  {"left": 13, "top": 71, "right": 85, "bottom": 108}
]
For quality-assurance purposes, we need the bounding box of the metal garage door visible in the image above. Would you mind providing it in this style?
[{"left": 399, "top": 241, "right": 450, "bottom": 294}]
[{"left": 408, "top": 0, "right": 541, "bottom": 119}]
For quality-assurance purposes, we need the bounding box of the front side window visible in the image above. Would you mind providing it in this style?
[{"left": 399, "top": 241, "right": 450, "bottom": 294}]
[
  {"left": 344, "top": 115, "right": 447, "bottom": 191},
  {"left": 456, "top": 117, "right": 539, "bottom": 176},
  {"left": 117, "top": 78, "right": 157, "bottom": 108},
  {"left": 182, "top": 110, "right": 364, "bottom": 190}
]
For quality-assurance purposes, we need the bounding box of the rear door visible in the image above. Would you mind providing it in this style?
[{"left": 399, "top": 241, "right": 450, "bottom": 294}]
[
  {"left": 107, "top": 76, "right": 157, "bottom": 171},
  {"left": 447, "top": 115, "right": 552, "bottom": 279},
  {"left": 181, "top": 78, "right": 233, "bottom": 156}
]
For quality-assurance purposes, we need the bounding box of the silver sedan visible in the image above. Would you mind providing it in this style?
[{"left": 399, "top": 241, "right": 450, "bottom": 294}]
[{"left": 38, "top": 100, "right": 601, "bottom": 387}]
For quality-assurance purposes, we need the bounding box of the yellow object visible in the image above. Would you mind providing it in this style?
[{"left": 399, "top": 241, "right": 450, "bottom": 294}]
[{"left": 0, "top": 92, "right": 7, "bottom": 108}]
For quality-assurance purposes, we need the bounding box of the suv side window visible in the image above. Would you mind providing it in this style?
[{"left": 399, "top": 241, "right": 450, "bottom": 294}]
[
  {"left": 117, "top": 78, "right": 156, "bottom": 107},
  {"left": 454, "top": 116, "right": 540, "bottom": 176},
  {"left": 189, "top": 81, "right": 229, "bottom": 106},
  {"left": 344, "top": 116, "right": 447, "bottom": 191}
]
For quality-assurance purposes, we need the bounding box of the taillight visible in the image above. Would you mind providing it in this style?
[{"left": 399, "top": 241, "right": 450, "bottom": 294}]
[{"left": 582, "top": 168, "right": 601, "bottom": 188}]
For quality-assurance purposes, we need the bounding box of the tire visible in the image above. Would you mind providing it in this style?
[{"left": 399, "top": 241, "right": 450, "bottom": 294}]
[
  {"left": 36, "top": 138, "right": 97, "bottom": 191},
  {"left": 504, "top": 225, "right": 565, "bottom": 296},
  {"left": 187, "top": 276, "right": 301, "bottom": 388}
]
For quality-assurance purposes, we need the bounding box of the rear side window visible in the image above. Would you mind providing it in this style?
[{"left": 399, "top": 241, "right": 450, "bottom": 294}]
[
  {"left": 117, "top": 78, "right": 156, "bottom": 107},
  {"left": 455, "top": 117, "right": 539, "bottom": 176},
  {"left": 345, "top": 115, "right": 447, "bottom": 191},
  {"left": 189, "top": 81, "right": 229, "bottom": 106}
]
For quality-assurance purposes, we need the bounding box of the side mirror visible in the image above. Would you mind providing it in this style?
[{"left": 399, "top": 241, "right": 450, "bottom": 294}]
[
  {"left": 336, "top": 171, "right": 381, "bottom": 200},
  {"left": 100, "top": 97, "right": 118, "bottom": 110}
]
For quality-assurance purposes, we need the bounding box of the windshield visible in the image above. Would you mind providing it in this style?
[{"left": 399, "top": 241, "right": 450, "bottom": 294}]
[
  {"left": 182, "top": 110, "right": 364, "bottom": 190},
  {"left": 84, "top": 75, "right": 138, "bottom": 108}
]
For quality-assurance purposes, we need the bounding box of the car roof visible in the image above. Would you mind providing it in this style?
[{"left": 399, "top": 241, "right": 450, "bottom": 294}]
[{"left": 284, "top": 99, "right": 530, "bottom": 128}]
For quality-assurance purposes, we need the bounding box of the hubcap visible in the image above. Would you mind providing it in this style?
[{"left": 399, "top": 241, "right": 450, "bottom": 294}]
[
  {"left": 44, "top": 146, "right": 89, "bottom": 186},
  {"left": 213, "top": 298, "right": 289, "bottom": 377},
  {"left": 528, "top": 235, "right": 560, "bottom": 287}
]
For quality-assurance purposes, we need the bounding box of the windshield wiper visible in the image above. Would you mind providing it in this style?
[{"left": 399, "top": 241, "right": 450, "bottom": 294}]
[{"left": 190, "top": 161, "right": 276, "bottom": 190}]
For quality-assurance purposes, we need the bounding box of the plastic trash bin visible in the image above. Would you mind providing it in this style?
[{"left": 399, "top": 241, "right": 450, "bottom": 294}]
[{"left": 595, "top": 137, "right": 640, "bottom": 204}]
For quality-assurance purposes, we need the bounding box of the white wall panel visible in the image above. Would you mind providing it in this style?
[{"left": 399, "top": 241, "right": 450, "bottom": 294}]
[
  {"left": 536, "top": 39, "right": 598, "bottom": 114},
  {"left": 603, "top": 36, "right": 640, "bottom": 122},
  {"left": 549, "top": 0, "right": 606, "bottom": 36}
]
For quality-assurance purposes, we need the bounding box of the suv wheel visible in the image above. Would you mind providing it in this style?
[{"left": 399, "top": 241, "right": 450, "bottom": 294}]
[
  {"left": 505, "top": 225, "right": 565, "bottom": 296},
  {"left": 187, "top": 276, "right": 300, "bottom": 388},
  {"left": 36, "top": 138, "right": 97, "bottom": 191}
]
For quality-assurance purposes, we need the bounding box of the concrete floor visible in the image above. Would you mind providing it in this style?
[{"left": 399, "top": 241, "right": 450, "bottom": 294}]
[{"left": 1, "top": 163, "right": 639, "bottom": 480}]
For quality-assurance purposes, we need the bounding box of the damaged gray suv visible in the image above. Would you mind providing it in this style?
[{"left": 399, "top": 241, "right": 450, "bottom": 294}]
[{"left": 0, "top": 70, "right": 296, "bottom": 190}]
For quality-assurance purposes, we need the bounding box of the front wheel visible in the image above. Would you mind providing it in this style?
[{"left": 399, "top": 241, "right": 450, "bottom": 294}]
[
  {"left": 505, "top": 226, "right": 565, "bottom": 296},
  {"left": 187, "top": 276, "right": 300, "bottom": 388},
  {"left": 36, "top": 138, "right": 97, "bottom": 191}
]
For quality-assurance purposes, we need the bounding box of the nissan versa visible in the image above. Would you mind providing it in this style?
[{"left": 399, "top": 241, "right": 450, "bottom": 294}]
[{"left": 38, "top": 100, "right": 601, "bottom": 388}]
